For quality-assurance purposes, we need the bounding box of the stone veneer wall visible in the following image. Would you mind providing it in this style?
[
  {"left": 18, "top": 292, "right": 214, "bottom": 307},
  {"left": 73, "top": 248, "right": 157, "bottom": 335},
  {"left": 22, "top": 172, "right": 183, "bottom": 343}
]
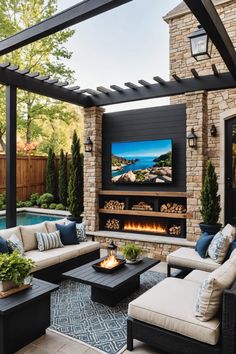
[{"left": 165, "top": 0, "right": 236, "bottom": 239}]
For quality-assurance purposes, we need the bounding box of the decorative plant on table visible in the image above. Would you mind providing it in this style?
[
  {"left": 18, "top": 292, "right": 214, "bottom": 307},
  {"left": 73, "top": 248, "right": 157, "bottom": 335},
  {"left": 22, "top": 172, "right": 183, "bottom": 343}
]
[
  {"left": 67, "top": 131, "right": 83, "bottom": 222},
  {"left": 122, "top": 244, "right": 142, "bottom": 263},
  {"left": 200, "top": 160, "right": 221, "bottom": 234},
  {"left": 0, "top": 251, "right": 34, "bottom": 292}
]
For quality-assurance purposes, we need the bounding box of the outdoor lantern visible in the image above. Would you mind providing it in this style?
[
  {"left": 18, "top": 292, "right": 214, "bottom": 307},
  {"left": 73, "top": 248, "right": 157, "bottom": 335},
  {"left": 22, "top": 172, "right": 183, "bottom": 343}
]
[
  {"left": 107, "top": 241, "right": 118, "bottom": 258},
  {"left": 188, "top": 25, "right": 212, "bottom": 61},
  {"left": 187, "top": 128, "right": 198, "bottom": 148},
  {"left": 210, "top": 124, "right": 217, "bottom": 137},
  {"left": 84, "top": 137, "right": 93, "bottom": 152}
]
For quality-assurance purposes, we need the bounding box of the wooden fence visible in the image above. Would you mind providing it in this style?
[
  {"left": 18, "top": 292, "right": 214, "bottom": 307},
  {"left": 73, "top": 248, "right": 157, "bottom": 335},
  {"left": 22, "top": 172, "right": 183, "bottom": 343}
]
[{"left": 0, "top": 155, "right": 57, "bottom": 201}]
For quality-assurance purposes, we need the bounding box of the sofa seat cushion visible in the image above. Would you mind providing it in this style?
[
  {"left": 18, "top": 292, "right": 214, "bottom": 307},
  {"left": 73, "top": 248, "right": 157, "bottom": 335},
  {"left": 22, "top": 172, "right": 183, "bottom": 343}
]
[
  {"left": 184, "top": 270, "right": 210, "bottom": 284},
  {"left": 25, "top": 250, "right": 60, "bottom": 272},
  {"left": 128, "top": 278, "right": 220, "bottom": 346},
  {"left": 20, "top": 222, "right": 48, "bottom": 251},
  {"left": 0, "top": 226, "right": 22, "bottom": 242},
  {"left": 45, "top": 218, "right": 67, "bottom": 233},
  {"left": 167, "top": 247, "right": 220, "bottom": 272},
  {"left": 77, "top": 241, "right": 100, "bottom": 256}
]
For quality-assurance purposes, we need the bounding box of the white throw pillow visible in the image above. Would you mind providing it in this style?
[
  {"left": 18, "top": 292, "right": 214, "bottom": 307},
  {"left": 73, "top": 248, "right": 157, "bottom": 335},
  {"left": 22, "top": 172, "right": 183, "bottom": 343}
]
[
  {"left": 7, "top": 234, "right": 25, "bottom": 256},
  {"left": 208, "top": 231, "right": 230, "bottom": 264},
  {"left": 35, "top": 231, "right": 64, "bottom": 252},
  {"left": 194, "top": 255, "right": 236, "bottom": 321},
  {"left": 221, "top": 223, "right": 236, "bottom": 242}
]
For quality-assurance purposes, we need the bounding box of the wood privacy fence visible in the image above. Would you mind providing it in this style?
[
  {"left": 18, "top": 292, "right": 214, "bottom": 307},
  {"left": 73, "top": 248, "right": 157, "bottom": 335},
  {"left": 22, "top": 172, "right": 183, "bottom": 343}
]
[{"left": 0, "top": 155, "right": 59, "bottom": 201}]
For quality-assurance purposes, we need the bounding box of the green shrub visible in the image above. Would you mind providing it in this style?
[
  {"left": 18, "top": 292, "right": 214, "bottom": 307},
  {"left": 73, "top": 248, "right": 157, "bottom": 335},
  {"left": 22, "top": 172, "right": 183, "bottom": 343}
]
[
  {"left": 0, "top": 251, "right": 34, "bottom": 286},
  {"left": 17, "top": 201, "right": 24, "bottom": 208},
  {"left": 55, "top": 203, "right": 65, "bottom": 210},
  {"left": 41, "top": 203, "right": 48, "bottom": 209},
  {"left": 49, "top": 203, "right": 57, "bottom": 209},
  {"left": 24, "top": 201, "right": 33, "bottom": 207},
  {"left": 59, "top": 149, "right": 68, "bottom": 206},
  {"left": 2, "top": 204, "right": 6, "bottom": 210},
  {"left": 38, "top": 193, "right": 54, "bottom": 206},
  {"left": 30, "top": 193, "right": 39, "bottom": 206},
  {"left": 46, "top": 148, "right": 57, "bottom": 198}
]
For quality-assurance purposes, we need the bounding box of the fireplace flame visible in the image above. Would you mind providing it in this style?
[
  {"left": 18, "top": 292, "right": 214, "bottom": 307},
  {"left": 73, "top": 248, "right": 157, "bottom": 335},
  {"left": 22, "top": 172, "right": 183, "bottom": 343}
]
[
  {"left": 99, "top": 255, "right": 120, "bottom": 269},
  {"left": 124, "top": 221, "right": 167, "bottom": 233}
]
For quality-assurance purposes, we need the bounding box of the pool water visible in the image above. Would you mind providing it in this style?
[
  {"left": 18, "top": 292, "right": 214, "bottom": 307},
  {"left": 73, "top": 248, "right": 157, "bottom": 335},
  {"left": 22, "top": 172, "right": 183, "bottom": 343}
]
[{"left": 0, "top": 212, "right": 62, "bottom": 230}]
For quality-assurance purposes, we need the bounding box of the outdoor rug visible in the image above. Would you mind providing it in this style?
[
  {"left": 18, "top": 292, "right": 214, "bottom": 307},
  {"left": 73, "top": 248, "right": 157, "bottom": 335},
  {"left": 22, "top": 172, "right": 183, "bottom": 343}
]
[{"left": 50, "top": 271, "right": 166, "bottom": 354}]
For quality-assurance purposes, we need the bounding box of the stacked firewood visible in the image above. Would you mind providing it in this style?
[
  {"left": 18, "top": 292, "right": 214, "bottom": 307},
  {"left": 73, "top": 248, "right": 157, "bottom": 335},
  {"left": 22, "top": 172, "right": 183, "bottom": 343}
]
[
  {"left": 169, "top": 225, "right": 181, "bottom": 236},
  {"left": 105, "top": 219, "right": 120, "bottom": 230},
  {"left": 104, "top": 200, "right": 125, "bottom": 210},
  {"left": 160, "top": 203, "right": 186, "bottom": 214},
  {"left": 131, "top": 201, "right": 153, "bottom": 211}
]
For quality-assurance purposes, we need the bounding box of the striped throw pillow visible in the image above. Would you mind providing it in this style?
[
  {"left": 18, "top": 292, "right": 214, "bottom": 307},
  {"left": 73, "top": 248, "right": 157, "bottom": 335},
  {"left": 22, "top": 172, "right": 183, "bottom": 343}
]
[{"left": 35, "top": 231, "right": 64, "bottom": 252}]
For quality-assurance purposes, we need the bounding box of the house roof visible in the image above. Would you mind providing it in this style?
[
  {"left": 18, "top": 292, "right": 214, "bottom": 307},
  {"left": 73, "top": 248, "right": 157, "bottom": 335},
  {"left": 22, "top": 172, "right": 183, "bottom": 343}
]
[{"left": 163, "top": 0, "right": 232, "bottom": 22}]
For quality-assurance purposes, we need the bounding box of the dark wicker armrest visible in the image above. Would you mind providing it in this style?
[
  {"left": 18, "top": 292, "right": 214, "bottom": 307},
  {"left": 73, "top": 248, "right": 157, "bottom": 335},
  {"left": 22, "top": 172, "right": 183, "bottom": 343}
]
[{"left": 222, "top": 280, "right": 236, "bottom": 354}]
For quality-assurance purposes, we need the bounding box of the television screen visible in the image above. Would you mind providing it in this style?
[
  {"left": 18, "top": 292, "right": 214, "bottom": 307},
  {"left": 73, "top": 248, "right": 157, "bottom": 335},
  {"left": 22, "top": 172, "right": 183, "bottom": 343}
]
[{"left": 111, "top": 139, "right": 172, "bottom": 184}]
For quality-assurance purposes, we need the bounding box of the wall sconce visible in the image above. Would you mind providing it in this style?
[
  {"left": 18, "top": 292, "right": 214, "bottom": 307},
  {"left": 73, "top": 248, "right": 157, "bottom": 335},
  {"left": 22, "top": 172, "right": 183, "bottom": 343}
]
[
  {"left": 210, "top": 124, "right": 217, "bottom": 137},
  {"left": 187, "top": 128, "right": 198, "bottom": 148},
  {"left": 84, "top": 137, "right": 93, "bottom": 153},
  {"left": 188, "top": 25, "right": 212, "bottom": 61}
]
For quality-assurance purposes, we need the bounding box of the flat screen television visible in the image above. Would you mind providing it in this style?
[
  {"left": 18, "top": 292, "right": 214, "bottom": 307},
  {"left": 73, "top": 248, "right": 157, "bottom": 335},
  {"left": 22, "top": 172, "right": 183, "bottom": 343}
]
[{"left": 111, "top": 139, "right": 172, "bottom": 184}]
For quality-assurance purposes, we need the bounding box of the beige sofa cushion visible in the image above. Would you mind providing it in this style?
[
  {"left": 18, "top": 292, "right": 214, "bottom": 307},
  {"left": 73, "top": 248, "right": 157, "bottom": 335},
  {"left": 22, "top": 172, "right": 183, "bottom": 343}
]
[
  {"left": 0, "top": 226, "right": 22, "bottom": 242},
  {"left": 184, "top": 270, "right": 210, "bottom": 284},
  {"left": 45, "top": 218, "right": 67, "bottom": 233},
  {"left": 167, "top": 247, "right": 220, "bottom": 272},
  {"left": 25, "top": 250, "right": 60, "bottom": 272},
  {"left": 77, "top": 241, "right": 100, "bottom": 256},
  {"left": 195, "top": 255, "right": 236, "bottom": 321},
  {"left": 20, "top": 222, "right": 48, "bottom": 251},
  {"left": 128, "top": 278, "right": 220, "bottom": 346}
]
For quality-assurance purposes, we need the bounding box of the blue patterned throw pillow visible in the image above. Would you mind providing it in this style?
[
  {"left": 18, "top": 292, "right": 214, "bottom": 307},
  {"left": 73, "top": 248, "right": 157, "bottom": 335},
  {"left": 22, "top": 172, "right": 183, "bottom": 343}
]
[
  {"left": 208, "top": 231, "right": 230, "bottom": 264},
  {"left": 0, "top": 235, "right": 10, "bottom": 253},
  {"left": 36, "top": 231, "right": 64, "bottom": 252},
  {"left": 56, "top": 222, "right": 79, "bottom": 245},
  {"left": 7, "top": 234, "right": 25, "bottom": 256},
  {"left": 76, "top": 222, "right": 87, "bottom": 242},
  {"left": 195, "top": 233, "right": 214, "bottom": 258}
]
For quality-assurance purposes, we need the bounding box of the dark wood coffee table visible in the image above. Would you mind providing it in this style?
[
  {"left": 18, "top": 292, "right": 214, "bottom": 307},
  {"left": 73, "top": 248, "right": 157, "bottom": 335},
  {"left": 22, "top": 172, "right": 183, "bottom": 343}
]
[
  {"left": 63, "top": 257, "right": 159, "bottom": 307},
  {"left": 0, "top": 278, "right": 58, "bottom": 354}
]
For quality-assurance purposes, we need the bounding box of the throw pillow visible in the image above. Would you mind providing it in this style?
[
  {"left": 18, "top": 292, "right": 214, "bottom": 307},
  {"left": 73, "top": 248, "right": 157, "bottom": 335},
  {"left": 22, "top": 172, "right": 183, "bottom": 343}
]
[
  {"left": 208, "top": 231, "right": 230, "bottom": 263},
  {"left": 195, "top": 233, "right": 214, "bottom": 258},
  {"left": 221, "top": 223, "right": 236, "bottom": 242},
  {"left": 35, "top": 231, "right": 64, "bottom": 252},
  {"left": 225, "top": 239, "right": 236, "bottom": 260},
  {"left": 194, "top": 256, "right": 236, "bottom": 321},
  {"left": 0, "top": 235, "right": 10, "bottom": 253},
  {"left": 7, "top": 234, "right": 25, "bottom": 256},
  {"left": 56, "top": 222, "right": 79, "bottom": 245},
  {"left": 76, "top": 222, "right": 87, "bottom": 242}
]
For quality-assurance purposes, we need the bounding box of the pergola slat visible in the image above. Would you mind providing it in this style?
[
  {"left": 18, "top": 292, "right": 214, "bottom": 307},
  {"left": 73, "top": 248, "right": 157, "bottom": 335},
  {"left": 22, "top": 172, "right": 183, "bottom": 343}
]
[
  {"left": 153, "top": 76, "right": 166, "bottom": 85},
  {"left": 125, "top": 82, "right": 139, "bottom": 89},
  {"left": 8, "top": 65, "right": 19, "bottom": 71},
  {"left": 191, "top": 68, "right": 199, "bottom": 79},
  {"left": 212, "top": 64, "right": 219, "bottom": 76},
  {"left": 54, "top": 81, "right": 69, "bottom": 87},
  {"left": 110, "top": 85, "right": 124, "bottom": 92},
  {"left": 172, "top": 74, "right": 182, "bottom": 82},
  {"left": 138, "top": 79, "right": 151, "bottom": 87},
  {"left": 97, "top": 86, "right": 112, "bottom": 94},
  {"left": 37, "top": 75, "right": 50, "bottom": 81},
  {"left": 0, "top": 62, "right": 11, "bottom": 68},
  {"left": 16, "top": 68, "right": 30, "bottom": 75},
  {"left": 46, "top": 78, "right": 59, "bottom": 84},
  {"left": 27, "top": 72, "right": 40, "bottom": 78},
  {"left": 67, "top": 85, "right": 81, "bottom": 91}
]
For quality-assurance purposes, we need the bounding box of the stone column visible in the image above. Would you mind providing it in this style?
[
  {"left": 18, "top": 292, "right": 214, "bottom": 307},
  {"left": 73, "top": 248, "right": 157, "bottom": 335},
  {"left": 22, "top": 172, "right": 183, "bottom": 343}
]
[
  {"left": 83, "top": 107, "right": 105, "bottom": 231},
  {"left": 185, "top": 91, "right": 208, "bottom": 241}
]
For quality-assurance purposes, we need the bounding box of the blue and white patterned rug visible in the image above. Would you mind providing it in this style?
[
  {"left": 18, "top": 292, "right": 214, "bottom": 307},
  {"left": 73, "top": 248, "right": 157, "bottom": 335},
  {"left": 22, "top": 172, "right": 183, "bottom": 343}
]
[{"left": 50, "top": 271, "right": 166, "bottom": 354}]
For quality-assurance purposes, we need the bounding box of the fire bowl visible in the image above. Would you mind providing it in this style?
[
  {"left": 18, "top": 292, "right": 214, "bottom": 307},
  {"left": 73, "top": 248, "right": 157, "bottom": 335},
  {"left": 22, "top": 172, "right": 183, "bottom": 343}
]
[{"left": 92, "top": 257, "right": 126, "bottom": 273}]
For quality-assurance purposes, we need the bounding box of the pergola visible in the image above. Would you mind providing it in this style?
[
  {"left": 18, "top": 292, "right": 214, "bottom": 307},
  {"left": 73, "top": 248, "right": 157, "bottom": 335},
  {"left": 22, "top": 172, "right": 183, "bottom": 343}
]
[{"left": 1, "top": 0, "right": 236, "bottom": 227}]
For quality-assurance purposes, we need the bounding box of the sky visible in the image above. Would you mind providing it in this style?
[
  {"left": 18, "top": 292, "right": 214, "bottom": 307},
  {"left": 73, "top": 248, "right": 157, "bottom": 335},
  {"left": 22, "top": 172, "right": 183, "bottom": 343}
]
[
  {"left": 112, "top": 139, "right": 172, "bottom": 157},
  {"left": 56, "top": 0, "right": 181, "bottom": 112}
]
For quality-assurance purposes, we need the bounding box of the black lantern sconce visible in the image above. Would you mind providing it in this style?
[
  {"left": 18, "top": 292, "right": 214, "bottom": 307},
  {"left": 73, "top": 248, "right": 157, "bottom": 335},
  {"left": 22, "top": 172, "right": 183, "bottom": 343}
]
[
  {"left": 107, "top": 241, "right": 118, "bottom": 258},
  {"left": 187, "top": 128, "right": 198, "bottom": 149},
  {"left": 188, "top": 25, "right": 212, "bottom": 61},
  {"left": 84, "top": 137, "right": 93, "bottom": 153},
  {"left": 210, "top": 124, "right": 217, "bottom": 137}
]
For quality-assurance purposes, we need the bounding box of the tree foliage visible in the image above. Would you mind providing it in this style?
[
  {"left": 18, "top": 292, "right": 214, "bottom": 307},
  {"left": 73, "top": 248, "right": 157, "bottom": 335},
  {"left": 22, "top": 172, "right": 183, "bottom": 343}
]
[
  {"left": 200, "top": 161, "right": 221, "bottom": 224},
  {"left": 68, "top": 131, "right": 83, "bottom": 217},
  {"left": 46, "top": 148, "right": 57, "bottom": 198},
  {"left": 58, "top": 149, "right": 68, "bottom": 206},
  {"left": 0, "top": 0, "right": 77, "bottom": 152}
]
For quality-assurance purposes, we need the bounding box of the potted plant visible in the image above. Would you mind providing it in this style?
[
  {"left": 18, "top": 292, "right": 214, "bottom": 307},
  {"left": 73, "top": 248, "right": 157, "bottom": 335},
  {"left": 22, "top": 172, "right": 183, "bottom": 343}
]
[
  {"left": 122, "top": 244, "right": 142, "bottom": 263},
  {"left": 200, "top": 160, "right": 221, "bottom": 234},
  {"left": 0, "top": 251, "right": 34, "bottom": 292}
]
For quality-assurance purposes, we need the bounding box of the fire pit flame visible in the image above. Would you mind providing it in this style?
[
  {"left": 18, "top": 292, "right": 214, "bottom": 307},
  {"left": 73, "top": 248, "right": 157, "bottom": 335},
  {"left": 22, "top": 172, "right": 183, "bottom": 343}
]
[
  {"left": 124, "top": 221, "right": 167, "bottom": 233},
  {"left": 99, "top": 255, "right": 121, "bottom": 269}
]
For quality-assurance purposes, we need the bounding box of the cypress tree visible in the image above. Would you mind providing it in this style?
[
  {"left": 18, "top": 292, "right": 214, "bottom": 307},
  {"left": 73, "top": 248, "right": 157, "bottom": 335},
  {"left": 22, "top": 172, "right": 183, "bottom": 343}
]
[
  {"left": 68, "top": 131, "right": 83, "bottom": 218},
  {"left": 46, "top": 148, "right": 57, "bottom": 199},
  {"left": 58, "top": 149, "right": 68, "bottom": 206},
  {"left": 200, "top": 161, "right": 221, "bottom": 224}
]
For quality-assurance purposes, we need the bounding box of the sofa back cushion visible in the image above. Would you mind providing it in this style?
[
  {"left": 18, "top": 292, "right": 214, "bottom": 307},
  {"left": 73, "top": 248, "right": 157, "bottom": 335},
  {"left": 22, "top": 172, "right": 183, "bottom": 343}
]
[
  {"left": 0, "top": 226, "right": 22, "bottom": 242},
  {"left": 20, "top": 222, "right": 48, "bottom": 251},
  {"left": 45, "top": 218, "right": 66, "bottom": 233},
  {"left": 194, "top": 255, "right": 236, "bottom": 321}
]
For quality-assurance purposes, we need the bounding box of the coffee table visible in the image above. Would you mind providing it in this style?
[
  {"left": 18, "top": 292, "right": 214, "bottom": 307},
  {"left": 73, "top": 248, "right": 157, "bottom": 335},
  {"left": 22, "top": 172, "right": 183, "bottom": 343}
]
[{"left": 63, "top": 257, "right": 159, "bottom": 307}]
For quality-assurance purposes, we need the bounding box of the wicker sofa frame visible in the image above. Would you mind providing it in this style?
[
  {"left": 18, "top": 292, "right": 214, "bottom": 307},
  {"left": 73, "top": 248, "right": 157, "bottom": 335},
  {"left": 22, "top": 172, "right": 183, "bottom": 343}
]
[{"left": 127, "top": 280, "right": 236, "bottom": 354}]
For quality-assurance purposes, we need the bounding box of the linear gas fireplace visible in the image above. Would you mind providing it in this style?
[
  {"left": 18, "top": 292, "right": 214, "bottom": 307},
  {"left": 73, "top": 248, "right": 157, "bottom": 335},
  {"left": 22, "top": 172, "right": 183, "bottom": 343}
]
[{"left": 124, "top": 220, "right": 167, "bottom": 234}]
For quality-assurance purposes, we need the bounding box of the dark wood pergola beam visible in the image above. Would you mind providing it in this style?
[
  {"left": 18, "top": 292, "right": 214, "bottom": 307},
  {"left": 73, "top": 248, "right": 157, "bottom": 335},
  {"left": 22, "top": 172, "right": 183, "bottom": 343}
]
[
  {"left": 0, "top": 0, "right": 132, "bottom": 55},
  {"left": 184, "top": 0, "right": 236, "bottom": 81},
  {"left": 0, "top": 66, "right": 89, "bottom": 106},
  {"left": 86, "top": 72, "right": 236, "bottom": 107}
]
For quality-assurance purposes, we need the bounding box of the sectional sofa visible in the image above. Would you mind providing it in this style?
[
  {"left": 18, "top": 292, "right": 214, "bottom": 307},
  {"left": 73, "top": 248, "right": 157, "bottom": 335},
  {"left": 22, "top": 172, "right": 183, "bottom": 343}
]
[{"left": 0, "top": 219, "right": 100, "bottom": 282}]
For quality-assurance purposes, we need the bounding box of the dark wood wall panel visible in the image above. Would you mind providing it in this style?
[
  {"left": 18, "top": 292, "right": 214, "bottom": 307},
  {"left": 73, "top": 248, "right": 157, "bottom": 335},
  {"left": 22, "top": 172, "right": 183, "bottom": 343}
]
[{"left": 102, "top": 104, "right": 186, "bottom": 192}]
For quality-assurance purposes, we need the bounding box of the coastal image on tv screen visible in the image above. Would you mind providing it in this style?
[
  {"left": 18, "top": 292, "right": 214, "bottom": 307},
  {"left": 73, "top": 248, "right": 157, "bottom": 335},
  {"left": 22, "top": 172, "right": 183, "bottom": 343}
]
[{"left": 111, "top": 139, "right": 172, "bottom": 184}]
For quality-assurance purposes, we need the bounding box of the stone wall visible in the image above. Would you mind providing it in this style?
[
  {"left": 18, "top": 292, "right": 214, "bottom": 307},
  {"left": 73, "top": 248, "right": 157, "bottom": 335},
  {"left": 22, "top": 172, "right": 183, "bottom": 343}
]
[{"left": 165, "top": 0, "right": 236, "bottom": 238}]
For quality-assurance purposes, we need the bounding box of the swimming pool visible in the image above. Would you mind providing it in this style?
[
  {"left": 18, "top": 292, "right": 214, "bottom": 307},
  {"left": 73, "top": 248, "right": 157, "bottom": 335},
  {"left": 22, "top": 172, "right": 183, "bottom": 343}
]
[{"left": 0, "top": 212, "right": 62, "bottom": 230}]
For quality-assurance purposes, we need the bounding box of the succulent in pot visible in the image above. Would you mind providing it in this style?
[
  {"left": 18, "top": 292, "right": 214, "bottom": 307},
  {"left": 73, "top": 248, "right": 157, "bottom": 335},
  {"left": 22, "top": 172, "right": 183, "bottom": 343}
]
[
  {"left": 122, "top": 244, "right": 142, "bottom": 263},
  {"left": 0, "top": 251, "right": 34, "bottom": 292}
]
